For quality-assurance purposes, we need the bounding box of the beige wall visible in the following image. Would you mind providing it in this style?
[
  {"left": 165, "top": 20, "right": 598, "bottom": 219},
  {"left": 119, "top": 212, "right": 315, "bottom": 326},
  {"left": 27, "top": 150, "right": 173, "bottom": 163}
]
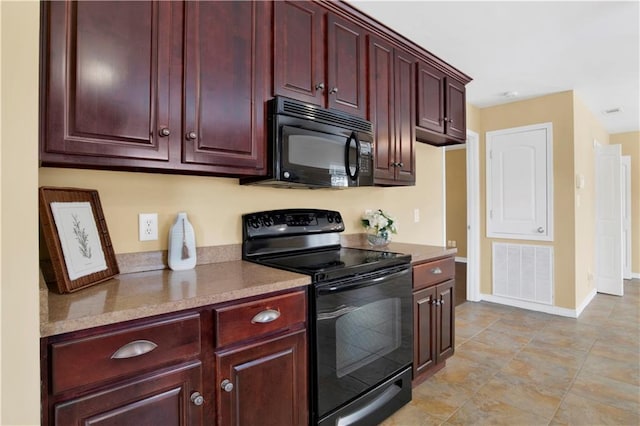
[
  {"left": 466, "top": 103, "right": 481, "bottom": 135},
  {"left": 445, "top": 149, "right": 467, "bottom": 257},
  {"left": 611, "top": 131, "right": 640, "bottom": 274},
  {"left": 40, "top": 142, "right": 446, "bottom": 253},
  {"left": 1, "top": 1, "right": 41, "bottom": 424},
  {"left": 479, "top": 91, "right": 578, "bottom": 309},
  {"left": 572, "top": 94, "right": 609, "bottom": 305}
]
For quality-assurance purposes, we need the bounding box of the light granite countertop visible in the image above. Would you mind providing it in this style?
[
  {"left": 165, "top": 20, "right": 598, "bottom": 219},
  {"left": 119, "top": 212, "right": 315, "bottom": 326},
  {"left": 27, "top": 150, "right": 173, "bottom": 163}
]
[{"left": 40, "top": 238, "right": 455, "bottom": 338}]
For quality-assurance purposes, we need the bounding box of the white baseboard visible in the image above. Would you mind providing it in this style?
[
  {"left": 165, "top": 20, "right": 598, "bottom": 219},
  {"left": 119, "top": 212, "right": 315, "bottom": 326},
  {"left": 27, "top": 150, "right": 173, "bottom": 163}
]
[
  {"left": 576, "top": 288, "right": 598, "bottom": 317},
  {"left": 455, "top": 257, "right": 467, "bottom": 263},
  {"left": 631, "top": 272, "right": 640, "bottom": 280},
  {"left": 479, "top": 293, "right": 595, "bottom": 318}
]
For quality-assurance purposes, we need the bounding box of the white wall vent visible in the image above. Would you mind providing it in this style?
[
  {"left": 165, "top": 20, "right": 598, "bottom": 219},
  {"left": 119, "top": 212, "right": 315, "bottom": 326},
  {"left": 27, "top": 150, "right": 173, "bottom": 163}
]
[{"left": 493, "top": 242, "right": 553, "bottom": 305}]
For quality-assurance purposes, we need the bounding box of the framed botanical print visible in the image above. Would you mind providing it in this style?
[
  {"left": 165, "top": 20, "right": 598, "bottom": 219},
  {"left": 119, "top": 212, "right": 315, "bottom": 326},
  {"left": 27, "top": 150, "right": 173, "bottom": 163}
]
[{"left": 39, "top": 187, "right": 119, "bottom": 293}]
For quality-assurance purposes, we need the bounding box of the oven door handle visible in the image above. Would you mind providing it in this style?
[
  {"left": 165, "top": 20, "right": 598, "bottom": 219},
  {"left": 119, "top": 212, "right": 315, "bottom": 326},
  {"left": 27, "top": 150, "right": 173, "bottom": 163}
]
[{"left": 318, "top": 267, "right": 410, "bottom": 295}]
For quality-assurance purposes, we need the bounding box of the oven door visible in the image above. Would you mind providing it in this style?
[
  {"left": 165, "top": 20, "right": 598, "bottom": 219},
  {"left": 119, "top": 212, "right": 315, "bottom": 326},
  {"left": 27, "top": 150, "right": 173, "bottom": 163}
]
[{"left": 313, "top": 265, "right": 413, "bottom": 421}]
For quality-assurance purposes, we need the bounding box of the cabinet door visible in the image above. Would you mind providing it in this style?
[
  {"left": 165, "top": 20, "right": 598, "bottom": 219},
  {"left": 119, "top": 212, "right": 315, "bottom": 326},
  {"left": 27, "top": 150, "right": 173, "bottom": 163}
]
[
  {"left": 445, "top": 78, "right": 467, "bottom": 141},
  {"left": 436, "top": 280, "right": 455, "bottom": 362},
  {"left": 393, "top": 49, "right": 416, "bottom": 184},
  {"left": 215, "top": 329, "right": 308, "bottom": 426},
  {"left": 182, "top": 1, "right": 268, "bottom": 175},
  {"left": 54, "top": 362, "right": 203, "bottom": 426},
  {"left": 417, "top": 62, "right": 446, "bottom": 134},
  {"left": 273, "top": 1, "right": 324, "bottom": 105},
  {"left": 41, "top": 1, "right": 173, "bottom": 166},
  {"left": 326, "top": 14, "right": 367, "bottom": 117},
  {"left": 368, "top": 36, "right": 396, "bottom": 184},
  {"left": 413, "top": 286, "right": 437, "bottom": 377}
]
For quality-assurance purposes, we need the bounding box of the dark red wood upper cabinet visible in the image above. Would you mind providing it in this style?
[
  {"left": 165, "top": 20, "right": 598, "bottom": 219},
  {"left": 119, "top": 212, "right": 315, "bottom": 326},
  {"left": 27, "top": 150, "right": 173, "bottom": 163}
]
[
  {"left": 274, "top": 1, "right": 367, "bottom": 117},
  {"left": 41, "top": 0, "right": 269, "bottom": 176},
  {"left": 273, "top": 0, "right": 324, "bottom": 105},
  {"left": 182, "top": 1, "right": 269, "bottom": 175},
  {"left": 416, "top": 61, "right": 467, "bottom": 145},
  {"left": 368, "top": 35, "right": 416, "bottom": 186},
  {"left": 393, "top": 49, "right": 416, "bottom": 185},
  {"left": 445, "top": 78, "right": 467, "bottom": 141},
  {"left": 41, "top": 1, "right": 173, "bottom": 164},
  {"left": 326, "top": 14, "right": 367, "bottom": 117},
  {"left": 368, "top": 36, "right": 396, "bottom": 183},
  {"left": 417, "top": 62, "right": 446, "bottom": 134}
]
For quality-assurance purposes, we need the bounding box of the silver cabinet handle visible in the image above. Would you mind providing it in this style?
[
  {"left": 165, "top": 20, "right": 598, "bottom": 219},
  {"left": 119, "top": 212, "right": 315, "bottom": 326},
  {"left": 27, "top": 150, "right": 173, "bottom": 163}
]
[
  {"left": 251, "top": 309, "right": 281, "bottom": 324},
  {"left": 432, "top": 267, "right": 442, "bottom": 274},
  {"left": 220, "top": 379, "right": 234, "bottom": 392},
  {"left": 111, "top": 340, "right": 158, "bottom": 359},
  {"left": 159, "top": 127, "right": 170, "bottom": 137},
  {"left": 186, "top": 131, "right": 197, "bottom": 140},
  {"left": 537, "top": 227, "right": 545, "bottom": 233},
  {"left": 315, "top": 82, "right": 325, "bottom": 91},
  {"left": 329, "top": 87, "right": 338, "bottom": 94},
  {"left": 190, "top": 392, "right": 205, "bottom": 406}
]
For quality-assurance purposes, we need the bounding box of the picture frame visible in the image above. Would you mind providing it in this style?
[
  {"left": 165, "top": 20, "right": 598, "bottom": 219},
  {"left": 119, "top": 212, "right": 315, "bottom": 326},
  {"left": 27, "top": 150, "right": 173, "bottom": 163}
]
[{"left": 39, "top": 187, "right": 119, "bottom": 293}]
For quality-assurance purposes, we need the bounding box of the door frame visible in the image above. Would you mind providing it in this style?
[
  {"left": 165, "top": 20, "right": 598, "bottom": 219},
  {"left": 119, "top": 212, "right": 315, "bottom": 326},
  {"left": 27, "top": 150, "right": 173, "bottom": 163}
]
[
  {"left": 622, "top": 155, "right": 632, "bottom": 280},
  {"left": 466, "top": 130, "right": 481, "bottom": 301}
]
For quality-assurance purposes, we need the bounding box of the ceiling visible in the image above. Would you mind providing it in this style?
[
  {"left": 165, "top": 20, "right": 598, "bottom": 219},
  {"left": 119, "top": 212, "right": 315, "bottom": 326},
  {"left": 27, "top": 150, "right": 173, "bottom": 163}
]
[{"left": 347, "top": 1, "right": 640, "bottom": 134}]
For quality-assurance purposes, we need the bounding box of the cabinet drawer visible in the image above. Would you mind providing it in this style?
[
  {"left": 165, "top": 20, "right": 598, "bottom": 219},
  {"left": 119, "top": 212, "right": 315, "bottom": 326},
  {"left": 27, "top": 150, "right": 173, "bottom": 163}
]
[
  {"left": 51, "top": 313, "right": 201, "bottom": 395},
  {"left": 413, "top": 257, "right": 455, "bottom": 290},
  {"left": 215, "top": 290, "right": 306, "bottom": 347}
]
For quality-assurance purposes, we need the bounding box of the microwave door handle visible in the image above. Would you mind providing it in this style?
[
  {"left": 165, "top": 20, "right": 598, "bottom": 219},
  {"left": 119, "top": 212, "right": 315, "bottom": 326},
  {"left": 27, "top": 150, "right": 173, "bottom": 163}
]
[{"left": 344, "top": 131, "right": 360, "bottom": 181}]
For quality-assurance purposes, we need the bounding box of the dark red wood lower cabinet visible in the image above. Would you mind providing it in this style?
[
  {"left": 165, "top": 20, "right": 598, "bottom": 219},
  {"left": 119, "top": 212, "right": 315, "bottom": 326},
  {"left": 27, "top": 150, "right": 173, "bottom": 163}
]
[
  {"left": 412, "top": 258, "right": 456, "bottom": 385},
  {"left": 54, "top": 362, "right": 203, "bottom": 426},
  {"left": 215, "top": 329, "right": 308, "bottom": 426}
]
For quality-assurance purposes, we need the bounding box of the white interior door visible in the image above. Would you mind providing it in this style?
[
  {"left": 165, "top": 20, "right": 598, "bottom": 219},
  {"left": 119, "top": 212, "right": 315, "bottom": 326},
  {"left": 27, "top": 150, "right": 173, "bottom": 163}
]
[
  {"left": 595, "top": 144, "right": 623, "bottom": 295},
  {"left": 622, "top": 156, "right": 632, "bottom": 280},
  {"left": 486, "top": 123, "right": 553, "bottom": 241}
]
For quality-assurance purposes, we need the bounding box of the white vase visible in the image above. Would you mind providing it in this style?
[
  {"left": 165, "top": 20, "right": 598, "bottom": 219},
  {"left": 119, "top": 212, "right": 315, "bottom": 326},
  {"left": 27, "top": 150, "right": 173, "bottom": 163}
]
[{"left": 168, "top": 212, "right": 197, "bottom": 271}]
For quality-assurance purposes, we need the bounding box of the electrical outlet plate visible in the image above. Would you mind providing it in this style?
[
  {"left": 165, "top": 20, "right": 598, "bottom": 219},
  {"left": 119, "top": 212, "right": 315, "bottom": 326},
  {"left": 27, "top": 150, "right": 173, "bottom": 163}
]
[
  {"left": 139, "top": 213, "right": 158, "bottom": 241},
  {"left": 413, "top": 208, "right": 420, "bottom": 223}
]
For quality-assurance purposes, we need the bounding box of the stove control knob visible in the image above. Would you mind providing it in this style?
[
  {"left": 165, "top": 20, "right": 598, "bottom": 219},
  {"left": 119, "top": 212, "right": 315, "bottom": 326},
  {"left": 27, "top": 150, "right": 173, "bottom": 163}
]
[
  {"left": 261, "top": 216, "right": 273, "bottom": 227},
  {"left": 335, "top": 215, "right": 342, "bottom": 224},
  {"left": 327, "top": 214, "right": 334, "bottom": 223},
  {"left": 220, "top": 379, "right": 234, "bottom": 393},
  {"left": 248, "top": 217, "right": 260, "bottom": 229}
]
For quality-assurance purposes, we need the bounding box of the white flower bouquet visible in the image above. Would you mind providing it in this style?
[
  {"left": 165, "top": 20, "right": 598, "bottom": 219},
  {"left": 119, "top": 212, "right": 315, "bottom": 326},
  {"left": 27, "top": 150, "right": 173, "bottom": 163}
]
[{"left": 361, "top": 209, "right": 397, "bottom": 246}]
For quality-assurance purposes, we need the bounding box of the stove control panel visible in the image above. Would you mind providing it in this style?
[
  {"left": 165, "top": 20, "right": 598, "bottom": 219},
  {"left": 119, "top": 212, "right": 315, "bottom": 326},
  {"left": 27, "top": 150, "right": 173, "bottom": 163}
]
[{"left": 243, "top": 209, "right": 344, "bottom": 239}]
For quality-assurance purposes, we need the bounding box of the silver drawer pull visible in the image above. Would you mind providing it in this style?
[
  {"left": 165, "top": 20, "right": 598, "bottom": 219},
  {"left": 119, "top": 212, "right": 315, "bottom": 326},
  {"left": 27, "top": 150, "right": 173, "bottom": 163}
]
[
  {"left": 251, "top": 309, "right": 281, "bottom": 324},
  {"left": 111, "top": 340, "right": 158, "bottom": 359},
  {"left": 431, "top": 267, "right": 442, "bottom": 274}
]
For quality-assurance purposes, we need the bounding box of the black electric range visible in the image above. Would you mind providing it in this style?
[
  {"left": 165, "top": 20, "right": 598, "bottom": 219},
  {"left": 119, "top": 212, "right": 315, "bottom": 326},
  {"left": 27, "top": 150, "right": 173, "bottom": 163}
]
[{"left": 242, "top": 209, "right": 413, "bottom": 426}]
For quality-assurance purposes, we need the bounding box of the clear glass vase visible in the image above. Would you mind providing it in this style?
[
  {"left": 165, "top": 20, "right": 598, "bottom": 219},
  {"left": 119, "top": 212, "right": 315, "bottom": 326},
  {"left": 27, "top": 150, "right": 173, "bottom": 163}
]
[{"left": 366, "top": 229, "right": 391, "bottom": 247}]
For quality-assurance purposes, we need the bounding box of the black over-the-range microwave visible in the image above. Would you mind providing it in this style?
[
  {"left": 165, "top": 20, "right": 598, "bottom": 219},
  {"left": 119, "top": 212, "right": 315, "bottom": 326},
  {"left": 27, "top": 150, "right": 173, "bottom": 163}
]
[{"left": 240, "top": 96, "right": 374, "bottom": 188}]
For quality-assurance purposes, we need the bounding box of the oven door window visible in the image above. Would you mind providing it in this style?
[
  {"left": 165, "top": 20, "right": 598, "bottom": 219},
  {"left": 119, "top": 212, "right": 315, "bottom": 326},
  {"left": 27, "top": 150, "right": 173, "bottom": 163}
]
[
  {"left": 315, "top": 267, "right": 412, "bottom": 418},
  {"left": 282, "top": 126, "right": 357, "bottom": 187},
  {"left": 335, "top": 297, "right": 401, "bottom": 378}
]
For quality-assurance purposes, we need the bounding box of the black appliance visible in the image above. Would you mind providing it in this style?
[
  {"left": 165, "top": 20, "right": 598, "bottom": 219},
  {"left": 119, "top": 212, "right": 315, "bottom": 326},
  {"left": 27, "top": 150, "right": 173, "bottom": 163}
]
[
  {"left": 242, "top": 209, "right": 413, "bottom": 426},
  {"left": 240, "top": 97, "right": 374, "bottom": 189}
]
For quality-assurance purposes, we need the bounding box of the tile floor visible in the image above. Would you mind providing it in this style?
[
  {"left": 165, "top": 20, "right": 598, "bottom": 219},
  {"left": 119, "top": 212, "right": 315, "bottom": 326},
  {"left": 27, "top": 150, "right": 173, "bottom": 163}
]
[{"left": 383, "top": 280, "right": 640, "bottom": 425}]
